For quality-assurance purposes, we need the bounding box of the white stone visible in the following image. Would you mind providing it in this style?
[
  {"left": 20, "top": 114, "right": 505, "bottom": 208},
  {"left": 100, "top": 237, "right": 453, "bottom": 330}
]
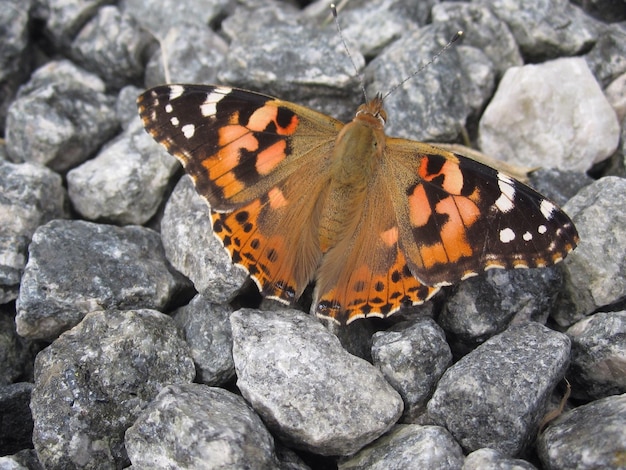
[{"left": 478, "top": 57, "right": 620, "bottom": 172}]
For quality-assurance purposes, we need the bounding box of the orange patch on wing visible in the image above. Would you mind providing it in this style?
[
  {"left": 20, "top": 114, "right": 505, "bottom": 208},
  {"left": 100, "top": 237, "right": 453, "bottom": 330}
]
[
  {"left": 247, "top": 105, "right": 299, "bottom": 136},
  {"left": 268, "top": 187, "right": 288, "bottom": 209},
  {"left": 380, "top": 226, "right": 398, "bottom": 247},
  {"left": 408, "top": 184, "right": 432, "bottom": 227},
  {"left": 418, "top": 158, "right": 463, "bottom": 194},
  {"left": 256, "top": 141, "right": 287, "bottom": 174},
  {"left": 214, "top": 172, "right": 245, "bottom": 199},
  {"left": 434, "top": 196, "right": 474, "bottom": 262},
  {"left": 218, "top": 124, "right": 250, "bottom": 145}
]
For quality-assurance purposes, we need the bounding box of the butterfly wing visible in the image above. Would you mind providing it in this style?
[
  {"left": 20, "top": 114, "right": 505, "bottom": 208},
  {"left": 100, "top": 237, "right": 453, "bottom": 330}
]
[
  {"left": 383, "top": 139, "right": 579, "bottom": 287},
  {"left": 138, "top": 85, "right": 343, "bottom": 301}
]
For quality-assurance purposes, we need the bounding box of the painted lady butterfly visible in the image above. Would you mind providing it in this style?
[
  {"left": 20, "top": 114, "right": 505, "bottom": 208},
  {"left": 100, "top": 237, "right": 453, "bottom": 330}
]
[{"left": 138, "top": 85, "right": 578, "bottom": 324}]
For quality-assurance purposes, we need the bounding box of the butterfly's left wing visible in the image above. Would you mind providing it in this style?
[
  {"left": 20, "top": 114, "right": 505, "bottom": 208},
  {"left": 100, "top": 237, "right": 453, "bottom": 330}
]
[
  {"left": 138, "top": 85, "right": 344, "bottom": 303},
  {"left": 383, "top": 139, "right": 579, "bottom": 287}
]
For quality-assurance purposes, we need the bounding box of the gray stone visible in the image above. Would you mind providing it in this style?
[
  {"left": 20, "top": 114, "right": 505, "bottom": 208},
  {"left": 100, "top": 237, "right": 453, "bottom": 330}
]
[
  {"left": 537, "top": 393, "right": 626, "bottom": 470},
  {"left": 0, "top": 0, "right": 32, "bottom": 131},
  {"left": 30, "top": 309, "right": 195, "bottom": 469},
  {"left": 16, "top": 220, "right": 190, "bottom": 340},
  {"left": 463, "top": 448, "right": 538, "bottom": 470},
  {"left": 0, "top": 383, "right": 33, "bottom": 456},
  {"left": 478, "top": 58, "right": 620, "bottom": 172},
  {"left": 427, "top": 323, "right": 570, "bottom": 455},
  {"left": 566, "top": 311, "right": 626, "bottom": 400},
  {"left": 124, "top": 0, "right": 230, "bottom": 35},
  {"left": 231, "top": 308, "right": 403, "bottom": 456},
  {"left": 219, "top": 5, "right": 363, "bottom": 122},
  {"left": 527, "top": 169, "right": 593, "bottom": 207},
  {"left": 144, "top": 21, "right": 228, "bottom": 87},
  {"left": 365, "top": 24, "right": 469, "bottom": 142},
  {"left": 17, "top": 59, "right": 106, "bottom": 96},
  {"left": 161, "top": 176, "right": 247, "bottom": 303},
  {"left": 0, "top": 450, "right": 43, "bottom": 470},
  {"left": 585, "top": 24, "right": 626, "bottom": 87},
  {"left": 173, "top": 295, "right": 235, "bottom": 386},
  {"left": 439, "top": 267, "right": 563, "bottom": 346},
  {"left": 67, "top": 118, "right": 179, "bottom": 225},
  {"left": 575, "top": 0, "right": 626, "bottom": 22},
  {"left": 431, "top": 2, "right": 523, "bottom": 78},
  {"left": 339, "top": 424, "right": 464, "bottom": 470},
  {"left": 371, "top": 317, "right": 452, "bottom": 421},
  {"left": 116, "top": 85, "right": 145, "bottom": 129},
  {"left": 125, "top": 384, "right": 278, "bottom": 469},
  {"left": 5, "top": 71, "right": 118, "bottom": 172},
  {"left": 71, "top": 5, "right": 156, "bottom": 89},
  {"left": 475, "top": 0, "right": 599, "bottom": 60},
  {"left": 0, "top": 161, "right": 67, "bottom": 303},
  {"left": 555, "top": 177, "right": 626, "bottom": 327}
]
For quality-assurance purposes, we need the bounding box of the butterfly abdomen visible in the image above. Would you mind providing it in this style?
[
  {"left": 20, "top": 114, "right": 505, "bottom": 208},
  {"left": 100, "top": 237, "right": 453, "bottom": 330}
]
[{"left": 318, "top": 118, "right": 385, "bottom": 253}]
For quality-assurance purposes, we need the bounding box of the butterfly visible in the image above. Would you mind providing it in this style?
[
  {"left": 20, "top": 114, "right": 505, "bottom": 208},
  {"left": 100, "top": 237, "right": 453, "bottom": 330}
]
[{"left": 137, "top": 84, "right": 579, "bottom": 325}]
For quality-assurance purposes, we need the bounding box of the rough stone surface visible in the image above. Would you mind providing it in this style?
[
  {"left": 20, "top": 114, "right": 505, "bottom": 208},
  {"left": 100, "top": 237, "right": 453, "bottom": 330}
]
[
  {"left": 439, "top": 267, "right": 563, "bottom": 346},
  {"left": 537, "top": 394, "right": 626, "bottom": 470},
  {"left": 30, "top": 309, "right": 195, "bottom": 470},
  {"left": 231, "top": 308, "right": 404, "bottom": 456},
  {"left": 584, "top": 24, "right": 626, "bottom": 87},
  {"left": 0, "top": 0, "right": 32, "bottom": 132},
  {"left": 16, "top": 220, "right": 190, "bottom": 340},
  {"left": 427, "top": 323, "right": 571, "bottom": 455},
  {"left": 555, "top": 177, "right": 626, "bottom": 326},
  {"left": 475, "top": 0, "right": 598, "bottom": 60},
  {"left": 5, "top": 73, "right": 118, "bottom": 173},
  {"left": 172, "top": 295, "right": 235, "bottom": 386},
  {"left": 144, "top": 21, "right": 228, "bottom": 87},
  {"left": 0, "top": 308, "right": 39, "bottom": 386},
  {"left": 0, "top": 161, "right": 67, "bottom": 303},
  {"left": 67, "top": 118, "right": 179, "bottom": 225},
  {"left": 338, "top": 425, "right": 464, "bottom": 470},
  {"left": 371, "top": 317, "right": 452, "bottom": 421},
  {"left": 431, "top": 2, "right": 523, "bottom": 78},
  {"left": 479, "top": 58, "right": 620, "bottom": 172},
  {"left": 463, "top": 448, "right": 538, "bottom": 469},
  {"left": 126, "top": 384, "right": 278, "bottom": 469},
  {"left": 366, "top": 24, "right": 469, "bottom": 142},
  {"left": 161, "top": 176, "right": 247, "bottom": 302},
  {"left": 70, "top": 5, "right": 156, "bottom": 89},
  {"left": 566, "top": 311, "right": 626, "bottom": 400}
]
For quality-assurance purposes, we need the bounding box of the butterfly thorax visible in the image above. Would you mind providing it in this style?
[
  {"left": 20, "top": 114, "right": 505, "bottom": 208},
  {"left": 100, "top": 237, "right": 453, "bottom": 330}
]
[{"left": 318, "top": 98, "right": 388, "bottom": 253}]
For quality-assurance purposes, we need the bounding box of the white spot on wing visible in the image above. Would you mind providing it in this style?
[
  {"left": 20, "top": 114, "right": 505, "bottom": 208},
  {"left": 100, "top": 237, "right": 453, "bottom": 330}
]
[
  {"left": 538, "top": 225, "right": 547, "bottom": 234},
  {"left": 182, "top": 124, "right": 195, "bottom": 139},
  {"left": 201, "top": 87, "right": 232, "bottom": 117},
  {"left": 170, "top": 116, "right": 179, "bottom": 126},
  {"left": 165, "top": 104, "right": 173, "bottom": 113},
  {"left": 500, "top": 227, "right": 516, "bottom": 243},
  {"left": 169, "top": 85, "right": 185, "bottom": 100},
  {"left": 540, "top": 200, "right": 556, "bottom": 220},
  {"left": 523, "top": 231, "right": 532, "bottom": 241},
  {"left": 495, "top": 172, "right": 515, "bottom": 213}
]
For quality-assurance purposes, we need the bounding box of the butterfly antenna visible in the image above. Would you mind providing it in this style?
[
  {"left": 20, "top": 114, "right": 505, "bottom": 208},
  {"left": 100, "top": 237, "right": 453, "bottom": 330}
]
[
  {"left": 331, "top": 3, "right": 368, "bottom": 103},
  {"left": 382, "top": 30, "right": 463, "bottom": 101}
]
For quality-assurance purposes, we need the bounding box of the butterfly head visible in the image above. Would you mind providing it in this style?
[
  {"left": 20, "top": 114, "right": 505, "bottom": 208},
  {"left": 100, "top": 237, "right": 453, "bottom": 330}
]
[{"left": 355, "top": 94, "right": 387, "bottom": 128}]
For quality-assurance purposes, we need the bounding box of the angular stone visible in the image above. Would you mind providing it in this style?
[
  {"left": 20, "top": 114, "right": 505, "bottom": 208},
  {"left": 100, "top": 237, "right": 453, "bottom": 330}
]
[
  {"left": 566, "top": 311, "right": 626, "bottom": 400},
  {"left": 31, "top": 309, "right": 195, "bottom": 469},
  {"left": 126, "top": 384, "right": 278, "bottom": 469},
  {"left": 479, "top": 58, "right": 620, "bottom": 172},
  {"left": 161, "top": 176, "right": 247, "bottom": 303},
  {"left": 427, "top": 323, "right": 570, "bottom": 455},
  {"left": 0, "top": 161, "right": 67, "bottom": 303},
  {"left": 537, "top": 394, "right": 626, "bottom": 470},
  {"left": 339, "top": 425, "right": 464, "bottom": 470},
  {"left": 173, "top": 295, "right": 235, "bottom": 386},
  {"left": 16, "top": 220, "right": 190, "bottom": 340},
  {"left": 555, "top": 177, "right": 626, "bottom": 326},
  {"left": 371, "top": 317, "right": 452, "bottom": 420},
  {"left": 67, "top": 118, "right": 179, "bottom": 225},
  {"left": 231, "top": 308, "right": 403, "bottom": 455}
]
